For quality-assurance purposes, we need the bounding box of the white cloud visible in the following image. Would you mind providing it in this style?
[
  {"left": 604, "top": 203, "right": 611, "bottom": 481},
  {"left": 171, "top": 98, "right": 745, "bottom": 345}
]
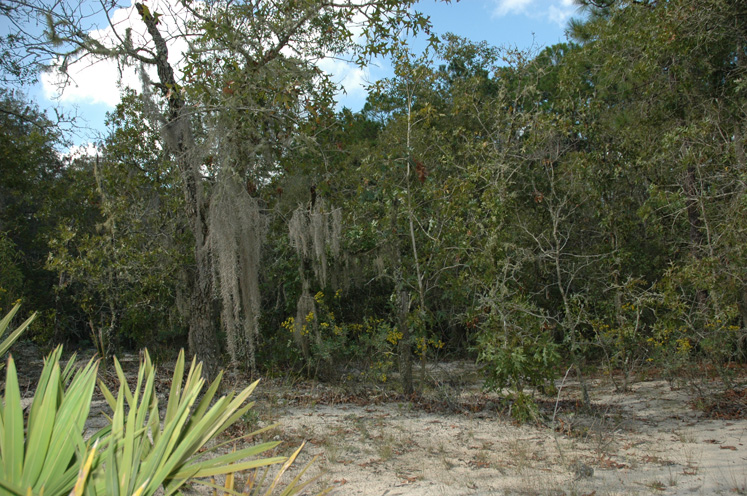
[
  {"left": 548, "top": 0, "right": 577, "bottom": 26},
  {"left": 64, "top": 142, "right": 100, "bottom": 160},
  {"left": 492, "top": 0, "right": 534, "bottom": 17},
  {"left": 317, "top": 58, "right": 369, "bottom": 102},
  {"left": 297, "top": 5, "right": 371, "bottom": 106},
  {"left": 491, "top": 0, "right": 579, "bottom": 27},
  {"left": 42, "top": 0, "right": 194, "bottom": 107},
  {"left": 42, "top": 57, "right": 140, "bottom": 107}
]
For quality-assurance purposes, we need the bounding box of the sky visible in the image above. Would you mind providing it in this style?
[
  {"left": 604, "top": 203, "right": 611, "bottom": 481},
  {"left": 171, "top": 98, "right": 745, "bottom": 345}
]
[{"left": 16, "top": 0, "right": 582, "bottom": 148}]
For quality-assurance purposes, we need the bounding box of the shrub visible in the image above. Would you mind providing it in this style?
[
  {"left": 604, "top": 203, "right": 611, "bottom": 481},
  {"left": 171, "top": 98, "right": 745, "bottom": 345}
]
[
  {"left": 0, "top": 344, "right": 313, "bottom": 495},
  {"left": 476, "top": 293, "right": 560, "bottom": 421},
  {"left": 0, "top": 347, "right": 98, "bottom": 495}
]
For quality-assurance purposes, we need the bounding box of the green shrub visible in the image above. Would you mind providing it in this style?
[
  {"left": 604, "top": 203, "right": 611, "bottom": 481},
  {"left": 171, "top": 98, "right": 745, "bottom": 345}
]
[
  {"left": 0, "top": 347, "right": 97, "bottom": 495},
  {"left": 591, "top": 278, "right": 657, "bottom": 392},
  {"left": 476, "top": 293, "right": 560, "bottom": 421},
  {"left": 0, "top": 344, "right": 312, "bottom": 495},
  {"left": 281, "top": 289, "right": 401, "bottom": 381},
  {"left": 0, "top": 234, "right": 24, "bottom": 311}
]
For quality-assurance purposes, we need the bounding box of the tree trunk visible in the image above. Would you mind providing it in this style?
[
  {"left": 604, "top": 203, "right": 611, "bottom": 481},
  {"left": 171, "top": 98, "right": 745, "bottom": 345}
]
[
  {"left": 683, "top": 164, "right": 708, "bottom": 311},
  {"left": 684, "top": 165, "right": 704, "bottom": 258},
  {"left": 391, "top": 199, "right": 414, "bottom": 395},
  {"left": 188, "top": 238, "right": 221, "bottom": 381},
  {"left": 398, "top": 289, "right": 414, "bottom": 396},
  {"left": 138, "top": 4, "right": 220, "bottom": 379},
  {"left": 733, "top": 51, "right": 747, "bottom": 333}
]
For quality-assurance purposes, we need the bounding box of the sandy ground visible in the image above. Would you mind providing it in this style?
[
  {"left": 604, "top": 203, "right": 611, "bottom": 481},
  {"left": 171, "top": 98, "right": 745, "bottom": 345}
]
[
  {"left": 252, "top": 368, "right": 747, "bottom": 496},
  {"left": 11, "top": 345, "right": 747, "bottom": 495}
]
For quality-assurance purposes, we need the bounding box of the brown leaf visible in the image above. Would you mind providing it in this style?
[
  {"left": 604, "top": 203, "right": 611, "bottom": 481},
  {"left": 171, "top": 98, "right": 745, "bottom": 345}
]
[{"left": 414, "top": 160, "right": 427, "bottom": 183}]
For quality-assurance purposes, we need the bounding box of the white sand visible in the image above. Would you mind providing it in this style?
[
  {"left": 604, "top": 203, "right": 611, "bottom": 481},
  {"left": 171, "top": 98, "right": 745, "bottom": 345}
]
[{"left": 265, "top": 377, "right": 747, "bottom": 495}]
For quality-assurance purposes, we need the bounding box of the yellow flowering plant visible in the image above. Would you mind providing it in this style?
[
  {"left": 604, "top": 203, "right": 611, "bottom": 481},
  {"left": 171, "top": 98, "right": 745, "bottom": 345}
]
[{"left": 281, "top": 289, "right": 401, "bottom": 382}]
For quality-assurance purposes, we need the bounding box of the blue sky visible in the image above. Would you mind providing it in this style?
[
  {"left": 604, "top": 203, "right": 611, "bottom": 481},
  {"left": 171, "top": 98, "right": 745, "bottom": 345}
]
[
  {"left": 21, "top": 0, "right": 580, "bottom": 147},
  {"left": 415, "top": 0, "right": 575, "bottom": 52}
]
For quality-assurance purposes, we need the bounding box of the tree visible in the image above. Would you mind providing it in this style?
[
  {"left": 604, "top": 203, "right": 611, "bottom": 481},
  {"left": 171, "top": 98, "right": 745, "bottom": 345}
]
[
  {"left": 565, "top": 0, "right": 747, "bottom": 383},
  {"left": 0, "top": 90, "right": 64, "bottom": 323},
  {"left": 8, "top": 0, "right": 448, "bottom": 376},
  {"left": 348, "top": 40, "right": 493, "bottom": 393},
  {"left": 365, "top": 46, "right": 441, "bottom": 394},
  {"left": 46, "top": 90, "right": 189, "bottom": 356},
  {"left": 436, "top": 41, "right": 578, "bottom": 410}
]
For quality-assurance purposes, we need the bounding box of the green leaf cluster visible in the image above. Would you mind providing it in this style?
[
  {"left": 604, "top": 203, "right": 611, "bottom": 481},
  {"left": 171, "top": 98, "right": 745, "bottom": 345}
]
[
  {"left": 0, "top": 303, "right": 36, "bottom": 366},
  {"left": 0, "top": 328, "right": 302, "bottom": 495}
]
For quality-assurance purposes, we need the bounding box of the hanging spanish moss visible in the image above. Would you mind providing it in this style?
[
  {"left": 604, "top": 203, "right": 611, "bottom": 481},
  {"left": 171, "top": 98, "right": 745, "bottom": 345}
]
[
  {"left": 289, "top": 197, "right": 342, "bottom": 286},
  {"left": 208, "top": 173, "right": 266, "bottom": 372},
  {"left": 288, "top": 195, "right": 342, "bottom": 365},
  {"left": 288, "top": 198, "right": 342, "bottom": 286},
  {"left": 293, "top": 280, "right": 316, "bottom": 364}
]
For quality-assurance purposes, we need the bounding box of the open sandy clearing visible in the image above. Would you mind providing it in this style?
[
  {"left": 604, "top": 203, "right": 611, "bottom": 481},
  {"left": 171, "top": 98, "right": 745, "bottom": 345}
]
[
  {"left": 251, "top": 376, "right": 747, "bottom": 496},
  {"left": 11, "top": 346, "right": 746, "bottom": 495}
]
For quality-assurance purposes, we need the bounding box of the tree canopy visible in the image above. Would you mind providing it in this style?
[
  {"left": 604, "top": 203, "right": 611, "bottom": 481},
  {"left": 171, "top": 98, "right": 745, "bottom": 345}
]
[{"left": 2, "top": 0, "right": 746, "bottom": 404}]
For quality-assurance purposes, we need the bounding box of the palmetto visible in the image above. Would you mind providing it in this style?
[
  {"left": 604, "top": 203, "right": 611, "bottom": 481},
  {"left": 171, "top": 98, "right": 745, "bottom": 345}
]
[{"left": 0, "top": 305, "right": 305, "bottom": 496}]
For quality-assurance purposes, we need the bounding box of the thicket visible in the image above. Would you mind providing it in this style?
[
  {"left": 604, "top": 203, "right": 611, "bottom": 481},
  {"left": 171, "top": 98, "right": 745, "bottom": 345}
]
[{"left": 2, "top": 0, "right": 747, "bottom": 414}]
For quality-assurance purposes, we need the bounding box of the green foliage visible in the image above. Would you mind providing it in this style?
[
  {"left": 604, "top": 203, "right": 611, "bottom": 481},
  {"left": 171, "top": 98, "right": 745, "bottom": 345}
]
[
  {"left": 46, "top": 91, "right": 189, "bottom": 352},
  {"left": 87, "top": 350, "right": 284, "bottom": 495},
  {"left": 0, "top": 90, "right": 64, "bottom": 337},
  {"left": 279, "top": 289, "right": 401, "bottom": 381},
  {"left": 7, "top": 0, "right": 747, "bottom": 402},
  {"left": 591, "top": 279, "right": 657, "bottom": 391},
  {"left": 476, "top": 293, "right": 560, "bottom": 400},
  {"left": 0, "top": 346, "right": 311, "bottom": 496},
  {"left": 0, "top": 234, "right": 23, "bottom": 310},
  {"left": 0, "top": 347, "right": 98, "bottom": 495},
  {"left": 507, "top": 391, "right": 540, "bottom": 424},
  {"left": 0, "top": 303, "right": 36, "bottom": 366},
  {"left": 213, "top": 441, "right": 330, "bottom": 496},
  {"left": 652, "top": 263, "right": 746, "bottom": 388}
]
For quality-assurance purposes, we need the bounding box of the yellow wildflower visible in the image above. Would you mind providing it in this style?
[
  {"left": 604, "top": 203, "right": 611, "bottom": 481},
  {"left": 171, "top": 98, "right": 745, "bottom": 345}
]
[
  {"left": 386, "top": 328, "right": 403, "bottom": 345},
  {"left": 281, "top": 317, "right": 295, "bottom": 333},
  {"left": 676, "top": 338, "right": 692, "bottom": 354}
]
